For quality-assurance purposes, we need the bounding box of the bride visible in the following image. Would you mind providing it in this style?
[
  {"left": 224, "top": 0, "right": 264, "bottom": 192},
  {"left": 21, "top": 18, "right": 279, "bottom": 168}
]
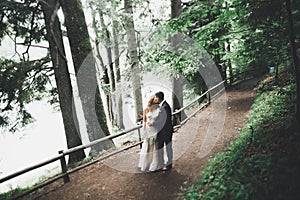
[{"left": 138, "top": 96, "right": 161, "bottom": 172}]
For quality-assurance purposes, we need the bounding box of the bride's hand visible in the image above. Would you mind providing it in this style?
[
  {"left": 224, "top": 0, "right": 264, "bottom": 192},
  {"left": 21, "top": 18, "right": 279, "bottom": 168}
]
[{"left": 147, "top": 121, "right": 153, "bottom": 126}]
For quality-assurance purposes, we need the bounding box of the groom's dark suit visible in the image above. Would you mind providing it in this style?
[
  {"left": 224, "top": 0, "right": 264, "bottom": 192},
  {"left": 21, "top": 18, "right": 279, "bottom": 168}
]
[{"left": 154, "top": 100, "right": 173, "bottom": 168}]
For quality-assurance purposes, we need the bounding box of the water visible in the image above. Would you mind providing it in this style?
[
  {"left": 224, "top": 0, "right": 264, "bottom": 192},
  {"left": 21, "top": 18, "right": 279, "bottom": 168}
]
[{"left": 0, "top": 101, "right": 67, "bottom": 193}]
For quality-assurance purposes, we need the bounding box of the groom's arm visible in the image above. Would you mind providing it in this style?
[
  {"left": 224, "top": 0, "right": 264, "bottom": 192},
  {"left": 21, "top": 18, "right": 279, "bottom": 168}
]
[{"left": 148, "top": 107, "right": 167, "bottom": 131}]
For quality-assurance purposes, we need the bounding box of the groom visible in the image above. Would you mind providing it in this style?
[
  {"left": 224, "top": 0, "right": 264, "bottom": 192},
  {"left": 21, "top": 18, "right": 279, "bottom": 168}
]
[{"left": 148, "top": 91, "right": 173, "bottom": 171}]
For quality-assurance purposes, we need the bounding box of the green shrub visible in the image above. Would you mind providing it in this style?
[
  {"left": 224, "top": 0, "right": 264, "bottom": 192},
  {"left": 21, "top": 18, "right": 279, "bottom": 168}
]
[{"left": 179, "top": 71, "right": 299, "bottom": 200}]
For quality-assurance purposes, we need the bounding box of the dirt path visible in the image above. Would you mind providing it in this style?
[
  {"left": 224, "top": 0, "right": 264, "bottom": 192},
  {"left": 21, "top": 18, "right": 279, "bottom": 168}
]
[{"left": 24, "top": 77, "right": 262, "bottom": 200}]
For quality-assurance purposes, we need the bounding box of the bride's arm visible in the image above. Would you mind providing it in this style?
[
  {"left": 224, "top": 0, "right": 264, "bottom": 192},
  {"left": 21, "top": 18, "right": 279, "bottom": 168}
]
[{"left": 143, "top": 108, "right": 148, "bottom": 130}]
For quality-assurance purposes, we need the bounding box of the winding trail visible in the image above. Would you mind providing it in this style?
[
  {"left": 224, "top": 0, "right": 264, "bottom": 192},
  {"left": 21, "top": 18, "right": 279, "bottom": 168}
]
[{"left": 23, "top": 77, "right": 262, "bottom": 200}]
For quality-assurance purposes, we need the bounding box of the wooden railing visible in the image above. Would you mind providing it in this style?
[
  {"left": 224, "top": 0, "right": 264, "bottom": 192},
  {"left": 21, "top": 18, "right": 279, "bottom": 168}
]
[{"left": 0, "top": 67, "right": 263, "bottom": 199}]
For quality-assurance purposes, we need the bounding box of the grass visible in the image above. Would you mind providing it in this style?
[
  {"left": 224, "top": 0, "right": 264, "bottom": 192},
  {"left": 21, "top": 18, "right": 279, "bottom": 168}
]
[
  {"left": 179, "top": 69, "right": 300, "bottom": 200},
  {"left": 0, "top": 173, "right": 57, "bottom": 200},
  {"left": 0, "top": 187, "right": 28, "bottom": 200}
]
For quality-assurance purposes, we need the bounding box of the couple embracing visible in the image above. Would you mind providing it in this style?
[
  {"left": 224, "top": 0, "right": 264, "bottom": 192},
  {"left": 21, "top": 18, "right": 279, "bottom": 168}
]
[{"left": 138, "top": 91, "right": 174, "bottom": 172}]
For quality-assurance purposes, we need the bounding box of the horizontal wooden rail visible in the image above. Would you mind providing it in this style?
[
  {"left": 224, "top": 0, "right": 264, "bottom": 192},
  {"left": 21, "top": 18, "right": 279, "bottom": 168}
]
[
  {"left": 63, "top": 124, "right": 143, "bottom": 156},
  {"left": 174, "top": 101, "right": 209, "bottom": 129},
  {"left": 0, "top": 154, "right": 62, "bottom": 184},
  {"left": 173, "top": 79, "right": 226, "bottom": 115},
  {"left": 0, "top": 125, "right": 143, "bottom": 184},
  {"left": 8, "top": 141, "right": 143, "bottom": 200}
]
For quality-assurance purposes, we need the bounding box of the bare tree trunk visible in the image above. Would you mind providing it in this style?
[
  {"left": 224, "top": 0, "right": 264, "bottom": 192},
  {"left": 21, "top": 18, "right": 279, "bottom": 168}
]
[
  {"left": 225, "top": 2, "right": 233, "bottom": 84},
  {"left": 89, "top": 2, "right": 124, "bottom": 130},
  {"left": 215, "top": 42, "right": 226, "bottom": 81},
  {"left": 226, "top": 40, "right": 233, "bottom": 84},
  {"left": 171, "top": 0, "right": 183, "bottom": 125},
  {"left": 124, "top": 0, "right": 143, "bottom": 122},
  {"left": 90, "top": 5, "right": 113, "bottom": 126},
  {"left": 172, "top": 74, "right": 184, "bottom": 125},
  {"left": 171, "top": 0, "right": 181, "bottom": 17},
  {"left": 60, "top": 0, "right": 114, "bottom": 153},
  {"left": 89, "top": 4, "right": 113, "bottom": 132},
  {"left": 41, "top": 0, "right": 85, "bottom": 164},
  {"left": 112, "top": 17, "right": 125, "bottom": 129},
  {"left": 98, "top": 9, "right": 116, "bottom": 126},
  {"left": 286, "top": 0, "right": 300, "bottom": 125}
]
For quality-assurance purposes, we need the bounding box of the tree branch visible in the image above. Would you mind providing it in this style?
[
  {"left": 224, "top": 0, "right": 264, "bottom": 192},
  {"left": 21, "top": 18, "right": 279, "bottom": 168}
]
[{"left": 49, "top": 0, "right": 67, "bottom": 62}]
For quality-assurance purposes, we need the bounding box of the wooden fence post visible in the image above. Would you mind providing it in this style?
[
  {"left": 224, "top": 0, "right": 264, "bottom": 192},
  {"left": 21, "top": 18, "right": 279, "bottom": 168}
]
[
  {"left": 137, "top": 128, "right": 142, "bottom": 148},
  {"left": 177, "top": 112, "right": 181, "bottom": 124},
  {"left": 172, "top": 110, "right": 181, "bottom": 126},
  {"left": 58, "top": 150, "right": 70, "bottom": 183}
]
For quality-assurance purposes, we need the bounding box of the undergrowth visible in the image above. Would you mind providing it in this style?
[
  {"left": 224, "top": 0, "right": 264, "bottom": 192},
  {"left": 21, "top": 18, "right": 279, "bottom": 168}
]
[
  {"left": 179, "top": 69, "right": 300, "bottom": 200},
  {"left": 0, "top": 187, "right": 29, "bottom": 200}
]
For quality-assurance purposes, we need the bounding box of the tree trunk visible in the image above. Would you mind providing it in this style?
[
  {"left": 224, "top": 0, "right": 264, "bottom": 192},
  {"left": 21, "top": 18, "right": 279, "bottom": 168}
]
[
  {"left": 226, "top": 40, "right": 233, "bottom": 84},
  {"left": 112, "top": 17, "right": 125, "bottom": 129},
  {"left": 171, "top": 0, "right": 183, "bottom": 125},
  {"left": 171, "top": 0, "right": 181, "bottom": 17},
  {"left": 60, "top": 0, "right": 114, "bottom": 153},
  {"left": 215, "top": 43, "right": 226, "bottom": 81},
  {"left": 124, "top": 0, "right": 143, "bottom": 122},
  {"left": 89, "top": 4, "right": 113, "bottom": 131},
  {"left": 285, "top": 0, "right": 300, "bottom": 126},
  {"left": 98, "top": 9, "right": 116, "bottom": 127},
  {"left": 225, "top": 2, "right": 233, "bottom": 84},
  {"left": 89, "top": 1, "right": 115, "bottom": 127},
  {"left": 41, "top": 0, "right": 85, "bottom": 164}
]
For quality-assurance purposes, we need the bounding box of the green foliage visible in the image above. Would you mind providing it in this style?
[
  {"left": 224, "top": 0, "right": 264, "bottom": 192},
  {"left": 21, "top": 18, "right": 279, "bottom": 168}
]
[
  {"left": 0, "top": 0, "right": 46, "bottom": 46},
  {"left": 153, "top": 0, "right": 299, "bottom": 81},
  {"left": 0, "top": 57, "right": 54, "bottom": 131},
  {"left": 179, "top": 70, "right": 299, "bottom": 199},
  {"left": 0, "top": 186, "right": 30, "bottom": 200},
  {"left": 0, "top": 1, "right": 57, "bottom": 131}
]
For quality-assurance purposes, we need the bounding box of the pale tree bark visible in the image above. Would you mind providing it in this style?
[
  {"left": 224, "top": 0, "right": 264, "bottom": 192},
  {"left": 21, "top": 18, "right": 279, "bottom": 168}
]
[
  {"left": 60, "top": 0, "right": 114, "bottom": 153},
  {"left": 286, "top": 0, "right": 300, "bottom": 126},
  {"left": 41, "top": 0, "right": 85, "bottom": 164},
  {"left": 124, "top": 0, "right": 143, "bottom": 122},
  {"left": 112, "top": 13, "right": 125, "bottom": 129},
  {"left": 89, "top": 3, "right": 114, "bottom": 127},
  {"left": 89, "top": 1, "right": 124, "bottom": 130},
  {"left": 88, "top": 3, "right": 113, "bottom": 133},
  {"left": 98, "top": 8, "right": 117, "bottom": 127}
]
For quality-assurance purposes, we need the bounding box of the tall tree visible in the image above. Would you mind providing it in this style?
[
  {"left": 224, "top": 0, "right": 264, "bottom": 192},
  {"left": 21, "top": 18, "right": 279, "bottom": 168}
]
[
  {"left": 40, "top": 0, "right": 86, "bottom": 164},
  {"left": 285, "top": 0, "right": 300, "bottom": 125},
  {"left": 171, "top": 0, "right": 183, "bottom": 125},
  {"left": 89, "top": 1, "right": 125, "bottom": 130},
  {"left": 0, "top": 0, "right": 89, "bottom": 164},
  {"left": 111, "top": 6, "right": 125, "bottom": 129},
  {"left": 89, "top": 2, "right": 114, "bottom": 129},
  {"left": 98, "top": 7, "right": 116, "bottom": 125},
  {"left": 60, "top": 0, "right": 114, "bottom": 153},
  {"left": 124, "top": 0, "right": 143, "bottom": 122}
]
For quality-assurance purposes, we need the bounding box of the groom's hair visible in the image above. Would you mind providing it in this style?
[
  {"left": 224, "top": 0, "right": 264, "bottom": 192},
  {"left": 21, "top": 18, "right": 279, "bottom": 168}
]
[{"left": 155, "top": 91, "right": 164, "bottom": 101}]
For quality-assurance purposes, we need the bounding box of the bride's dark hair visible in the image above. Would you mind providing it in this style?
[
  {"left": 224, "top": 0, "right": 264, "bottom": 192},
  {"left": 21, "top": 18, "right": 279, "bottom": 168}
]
[{"left": 143, "top": 96, "right": 159, "bottom": 125}]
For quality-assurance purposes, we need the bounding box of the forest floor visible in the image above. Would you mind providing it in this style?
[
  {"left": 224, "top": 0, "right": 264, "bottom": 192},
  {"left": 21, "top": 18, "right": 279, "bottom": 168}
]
[{"left": 21, "top": 76, "right": 263, "bottom": 200}]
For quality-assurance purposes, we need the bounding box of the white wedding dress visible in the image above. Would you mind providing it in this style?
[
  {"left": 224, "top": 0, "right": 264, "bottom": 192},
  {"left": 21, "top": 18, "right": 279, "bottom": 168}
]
[{"left": 138, "top": 109, "right": 161, "bottom": 172}]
